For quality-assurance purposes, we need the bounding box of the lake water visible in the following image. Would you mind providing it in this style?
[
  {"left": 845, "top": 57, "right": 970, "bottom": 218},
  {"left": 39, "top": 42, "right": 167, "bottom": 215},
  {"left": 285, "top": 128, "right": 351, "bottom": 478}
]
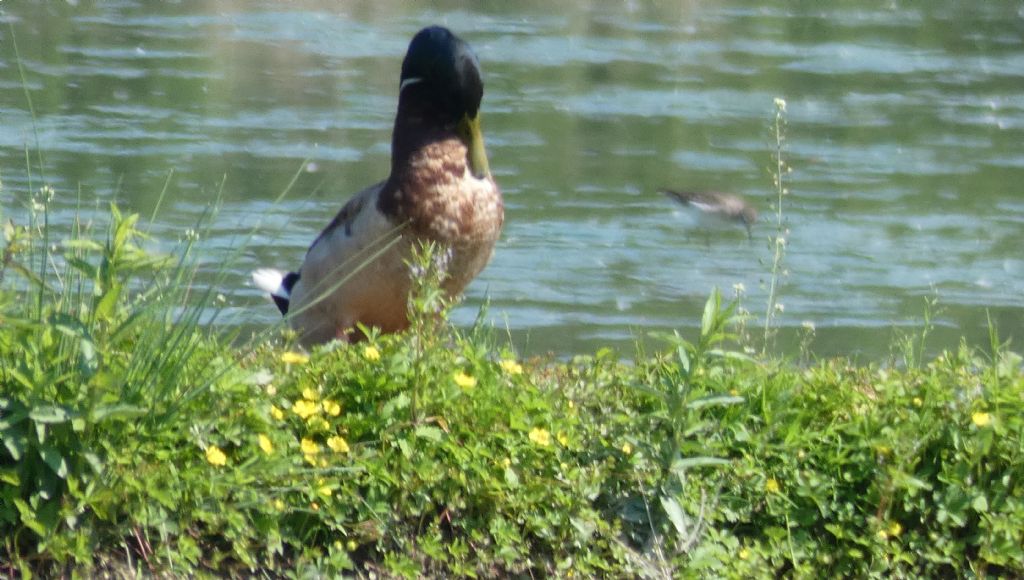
[{"left": 2, "top": 1, "right": 1023, "bottom": 359}]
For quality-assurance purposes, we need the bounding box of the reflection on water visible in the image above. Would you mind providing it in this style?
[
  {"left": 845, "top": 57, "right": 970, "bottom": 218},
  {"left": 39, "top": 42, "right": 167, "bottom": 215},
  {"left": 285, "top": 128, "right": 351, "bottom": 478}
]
[{"left": 2, "top": 0, "right": 1023, "bottom": 358}]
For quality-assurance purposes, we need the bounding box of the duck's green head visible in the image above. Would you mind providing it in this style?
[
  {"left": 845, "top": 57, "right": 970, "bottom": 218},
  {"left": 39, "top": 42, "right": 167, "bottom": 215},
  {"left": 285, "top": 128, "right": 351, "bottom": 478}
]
[{"left": 399, "top": 26, "right": 490, "bottom": 179}]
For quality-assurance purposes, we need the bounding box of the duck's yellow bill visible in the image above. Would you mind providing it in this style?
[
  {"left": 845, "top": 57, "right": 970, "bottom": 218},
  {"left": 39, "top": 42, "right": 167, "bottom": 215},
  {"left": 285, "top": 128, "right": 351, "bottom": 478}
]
[{"left": 457, "top": 113, "right": 491, "bottom": 179}]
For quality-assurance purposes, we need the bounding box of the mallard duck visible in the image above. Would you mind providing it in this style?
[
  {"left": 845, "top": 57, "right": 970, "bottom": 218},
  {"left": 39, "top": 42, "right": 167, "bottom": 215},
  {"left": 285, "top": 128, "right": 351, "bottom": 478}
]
[
  {"left": 660, "top": 189, "right": 757, "bottom": 238},
  {"left": 253, "top": 26, "right": 503, "bottom": 345}
]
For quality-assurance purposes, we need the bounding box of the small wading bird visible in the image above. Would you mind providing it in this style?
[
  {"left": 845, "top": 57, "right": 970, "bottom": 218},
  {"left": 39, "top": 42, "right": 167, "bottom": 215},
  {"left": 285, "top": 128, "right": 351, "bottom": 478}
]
[
  {"left": 253, "top": 26, "right": 503, "bottom": 345},
  {"left": 659, "top": 189, "right": 758, "bottom": 239}
]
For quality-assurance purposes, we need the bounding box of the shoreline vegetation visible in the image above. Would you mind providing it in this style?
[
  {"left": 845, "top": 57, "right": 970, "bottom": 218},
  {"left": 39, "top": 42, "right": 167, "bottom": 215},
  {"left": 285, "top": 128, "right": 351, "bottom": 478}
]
[
  {"left": 1, "top": 197, "right": 1022, "bottom": 577},
  {"left": 3, "top": 88, "right": 1022, "bottom": 575}
]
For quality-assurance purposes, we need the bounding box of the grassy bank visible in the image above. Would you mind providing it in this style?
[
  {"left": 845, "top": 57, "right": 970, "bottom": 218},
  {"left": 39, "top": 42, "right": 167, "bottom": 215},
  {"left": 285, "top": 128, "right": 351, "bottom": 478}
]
[{"left": 1, "top": 204, "right": 1022, "bottom": 578}]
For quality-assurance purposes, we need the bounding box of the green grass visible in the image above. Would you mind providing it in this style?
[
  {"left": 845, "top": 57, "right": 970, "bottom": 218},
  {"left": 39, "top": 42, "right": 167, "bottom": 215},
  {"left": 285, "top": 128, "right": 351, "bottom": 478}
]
[{"left": 1, "top": 201, "right": 1022, "bottom": 578}]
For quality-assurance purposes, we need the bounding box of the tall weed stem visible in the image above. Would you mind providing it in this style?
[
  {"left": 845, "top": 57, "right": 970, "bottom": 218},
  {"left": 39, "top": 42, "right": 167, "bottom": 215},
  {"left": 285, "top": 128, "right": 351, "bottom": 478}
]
[{"left": 763, "top": 98, "right": 790, "bottom": 353}]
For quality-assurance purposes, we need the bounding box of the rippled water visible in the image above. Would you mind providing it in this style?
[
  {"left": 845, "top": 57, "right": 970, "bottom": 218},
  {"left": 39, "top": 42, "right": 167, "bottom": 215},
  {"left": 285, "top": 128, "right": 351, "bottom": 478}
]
[{"left": 2, "top": 1, "right": 1023, "bottom": 357}]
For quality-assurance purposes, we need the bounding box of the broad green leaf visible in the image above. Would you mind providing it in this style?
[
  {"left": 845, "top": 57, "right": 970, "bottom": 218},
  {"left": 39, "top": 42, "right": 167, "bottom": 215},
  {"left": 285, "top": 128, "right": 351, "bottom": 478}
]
[
  {"left": 660, "top": 495, "right": 688, "bottom": 536},
  {"left": 95, "top": 282, "right": 122, "bottom": 320},
  {"left": 29, "top": 405, "right": 70, "bottom": 424},
  {"left": 504, "top": 467, "right": 519, "bottom": 488},
  {"left": 415, "top": 425, "right": 444, "bottom": 443},
  {"left": 38, "top": 445, "right": 69, "bottom": 479},
  {"left": 972, "top": 495, "right": 989, "bottom": 513}
]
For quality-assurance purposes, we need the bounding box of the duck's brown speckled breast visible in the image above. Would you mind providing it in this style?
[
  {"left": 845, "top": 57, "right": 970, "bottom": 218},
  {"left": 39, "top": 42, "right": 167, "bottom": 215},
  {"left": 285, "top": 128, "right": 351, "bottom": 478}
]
[{"left": 380, "top": 136, "right": 503, "bottom": 294}]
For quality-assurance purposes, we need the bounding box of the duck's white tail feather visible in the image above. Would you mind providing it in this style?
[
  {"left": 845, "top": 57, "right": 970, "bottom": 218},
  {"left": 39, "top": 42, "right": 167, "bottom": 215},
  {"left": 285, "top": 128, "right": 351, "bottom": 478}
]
[{"left": 252, "top": 268, "right": 289, "bottom": 298}]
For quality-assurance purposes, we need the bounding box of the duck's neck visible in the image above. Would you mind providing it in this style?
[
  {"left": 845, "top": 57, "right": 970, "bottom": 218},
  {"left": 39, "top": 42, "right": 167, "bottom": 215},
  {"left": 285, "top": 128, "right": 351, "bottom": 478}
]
[{"left": 390, "top": 95, "right": 461, "bottom": 176}]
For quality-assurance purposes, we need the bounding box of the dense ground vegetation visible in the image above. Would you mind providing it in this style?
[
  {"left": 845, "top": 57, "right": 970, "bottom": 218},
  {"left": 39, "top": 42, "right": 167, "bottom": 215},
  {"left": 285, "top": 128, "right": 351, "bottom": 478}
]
[{"left": 1, "top": 204, "right": 1022, "bottom": 577}]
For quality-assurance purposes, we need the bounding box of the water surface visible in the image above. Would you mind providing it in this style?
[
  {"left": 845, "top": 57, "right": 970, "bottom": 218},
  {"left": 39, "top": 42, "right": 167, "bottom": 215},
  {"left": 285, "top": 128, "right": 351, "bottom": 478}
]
[{"left": 2, "top": 1, "right": 1023, "bottom": 358}]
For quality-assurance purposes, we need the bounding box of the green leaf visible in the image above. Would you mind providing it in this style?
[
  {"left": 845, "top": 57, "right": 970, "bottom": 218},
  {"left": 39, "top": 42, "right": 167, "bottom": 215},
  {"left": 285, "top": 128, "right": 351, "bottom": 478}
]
[
  {"left": 660, "top": 495, "right": 688, "bottom": 537},
  {"left": 707, "top": 349, "right": 757, "bottom": 364},
  {"left": 414, "top": 426, "right": 444, "bottom": 443},
  {"left": 382, "top": 393, "right": 410, "bottom": 418},
  {"left": 677, "top": 344, "right": 691, "bottom": 375},
  {"left": 29, "top": 405, "right": 70, "bottom": 424},
  {"left": 3, "top": 430, "right": 27, "bottom": 460},
  {"left": 504, "top": 467, "right": 519, "bottom": 488},
  {"left": 972, "top": 495, "right": 989, "bottom": 513},
  {"left": 113, "top": 209, "right": 139, "bottom": 252},
  {"left": 0, "top": 403, "right": 28, "bottom": 430},
  {"left": 671, "top": 456, "right": 730, "bottom": 474},
  {"left": 65, "top": 257, "right": 98, "bottom": 280},
  {"left": 62, "top": 238, "right": 104, "bottom": 252},
  {"left": 83, "top": 452, "right": 104, "bottom": 475},
  {"left": 95, "top": 282, "right": 122, "bottom": 320},
  {"left": 38, "top": 445, "right": 69, "bottom": 479},
  {"left": 570, "top": 516, "right": 597, "bottom": 539},
  {"left": 0, "top": 469, "right": 20, "bottom": 486},
  {"left": 7, "top": 367, "right": 35, "bottom": 390},
  {"left": 701, "top": 288, "right": 721, "bottom": 339},
  {"left": 687, "top": 395, "right": 744, "bottom": 410},
  {"left": 14, "top": 499, "right": 47, "bottom": 537}
]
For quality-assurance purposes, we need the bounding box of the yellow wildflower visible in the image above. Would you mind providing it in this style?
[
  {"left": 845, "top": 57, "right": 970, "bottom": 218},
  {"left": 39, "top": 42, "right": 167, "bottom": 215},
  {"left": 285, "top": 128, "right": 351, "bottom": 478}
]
[
  {"left": 877, "top": 529, "right": 889, "bottom": 540},
  {"left": 972, "top": 411, "right": 992, "bottom": 427},
  {"left": 310, "top": 502, "right": 319, "bottom": 511},
  {"left": 454, "top": 371, "right": 477, "bottom": 389},
  {"left": 293, "top": 399, "right": 319, "bottom": 419},
  {"left": 270, "top": 405, "right": 285, "bottom": 421},
  {"left": 363, "top": 345, "right": 381, "bottom": 361},
  {"left": 273, "top": 499, "right": 285, "bottom": 511},
  {"left": 258, "top": 434, "right": 274, "bottom": 455},
  {"left": 622, "top": 442, "right": 633, "bottom": 455},
  {"left": 765, "top": 478, "right": 781, "bottom": 494},
  {"left": 346, "top": 539, "right": 358, "bottom": 551},
  {"left": 205, "top": 445, "right": 227, "bottom": 467},
  {"left": 327, "top": 435, "right": 350, "bottom": 454},
  {"left": 888, "top": 522, "right": 903, "bottom": 537},
  {"left": 738, "top": 547, "right": 750, "bottom": 560},
  {"left": 556, "top": 432, "right": 569, "bottom": 447},
  {"left": 302, "top": 387, "right": 318, "bottom": 401},
  {"left": 281, "top": 351, "right": 309, "bottom": 365},
  {"left": 499, "top": 359, "right": 523, "bottom": 375},
  {"left": 300, "top": 438, "right": 320, "bottom": 456},
  {"left": 528, "top": 427, "right": 551, "bottom": 447},
  {"left": 912, "top": 397, "right": 923, "bottom": 407},
  {"left": 317, "top": 485, "right": 333, "bottom": 498},
  {"left": 322, "top": 399, "right": 342, "bottom": 417}
]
